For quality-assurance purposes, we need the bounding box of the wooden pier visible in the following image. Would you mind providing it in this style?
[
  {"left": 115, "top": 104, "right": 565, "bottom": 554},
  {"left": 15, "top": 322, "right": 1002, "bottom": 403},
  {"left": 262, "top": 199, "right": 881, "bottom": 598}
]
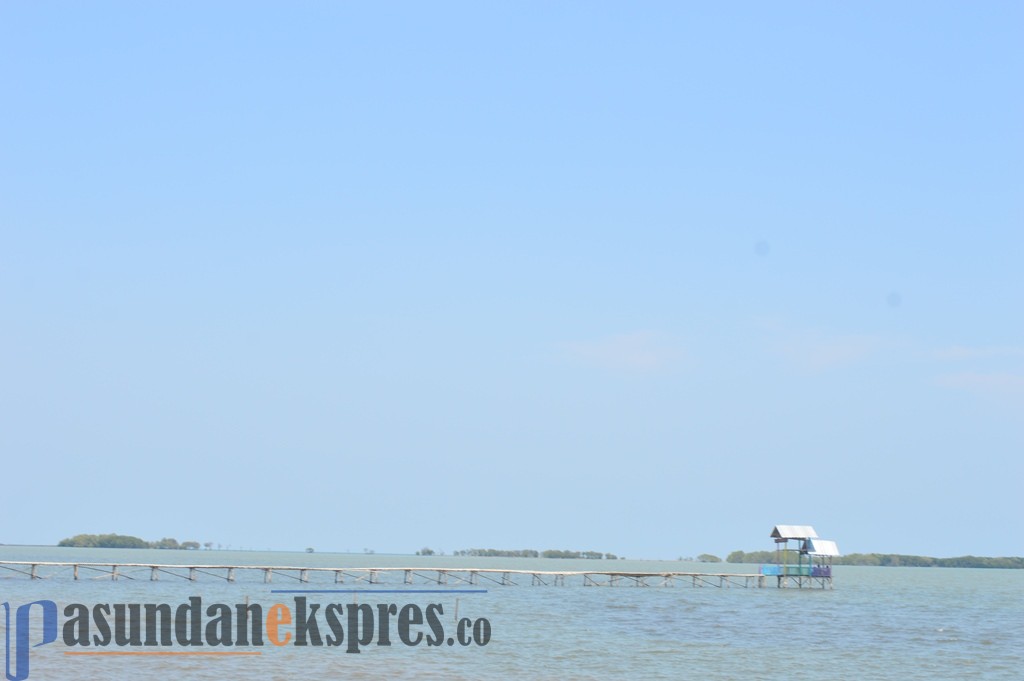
[{"left": 0, "top": 561, "right": 805, "bottom": 588}]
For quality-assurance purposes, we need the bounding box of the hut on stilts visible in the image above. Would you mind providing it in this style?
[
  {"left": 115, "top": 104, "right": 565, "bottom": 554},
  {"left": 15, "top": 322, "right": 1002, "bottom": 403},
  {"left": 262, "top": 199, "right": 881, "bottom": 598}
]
[{"left": 760, "top": 525, "right": 839, "bottom": 588}]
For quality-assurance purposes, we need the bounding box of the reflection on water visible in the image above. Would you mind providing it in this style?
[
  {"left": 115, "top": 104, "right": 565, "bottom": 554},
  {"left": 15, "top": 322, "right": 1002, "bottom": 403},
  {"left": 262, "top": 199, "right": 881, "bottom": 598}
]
[{"left": 1, "top": 547, "right": 1021, "bottom": 680}]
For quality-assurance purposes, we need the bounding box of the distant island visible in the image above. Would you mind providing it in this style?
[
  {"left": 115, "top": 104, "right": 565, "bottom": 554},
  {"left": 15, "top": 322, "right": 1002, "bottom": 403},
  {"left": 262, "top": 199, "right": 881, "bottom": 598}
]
[
  {"left": 58, "top": 534, "right": 207, "bottom": 550},
  {"left": 52, "top": 536, "right": 1021, "bottom": 569},
  {"left": 726, "top": 550, "right": 1024, "bottom": 569}
]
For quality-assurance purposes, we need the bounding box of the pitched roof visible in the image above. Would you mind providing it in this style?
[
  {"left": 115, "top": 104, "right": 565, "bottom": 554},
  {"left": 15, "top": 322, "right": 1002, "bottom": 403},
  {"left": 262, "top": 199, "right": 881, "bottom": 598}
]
[
  {"left": 807, "top": 538, "right": 840, "bottom": 556},
  {"left": 770, "top": 525, "right": 818, "bottom": 539}
]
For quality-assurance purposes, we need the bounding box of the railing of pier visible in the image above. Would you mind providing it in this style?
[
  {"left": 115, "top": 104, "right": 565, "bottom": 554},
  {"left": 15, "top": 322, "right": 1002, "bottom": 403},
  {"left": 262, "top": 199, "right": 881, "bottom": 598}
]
[{"left": 0, "top": 562, "right": 774, "bottom": 588}]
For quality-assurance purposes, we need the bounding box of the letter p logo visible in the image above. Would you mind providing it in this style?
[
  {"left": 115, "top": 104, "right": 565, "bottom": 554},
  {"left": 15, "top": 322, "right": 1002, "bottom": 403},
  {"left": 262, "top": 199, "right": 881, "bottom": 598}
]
[{"left": 3, "top": 601, "right": 57, "bottom": 681}]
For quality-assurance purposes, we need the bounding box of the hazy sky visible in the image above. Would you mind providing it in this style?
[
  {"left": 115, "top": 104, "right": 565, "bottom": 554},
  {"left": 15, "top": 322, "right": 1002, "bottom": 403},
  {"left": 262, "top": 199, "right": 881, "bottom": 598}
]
[{"left": 2, "top": 2, "right": 1021, "bottom": 559}]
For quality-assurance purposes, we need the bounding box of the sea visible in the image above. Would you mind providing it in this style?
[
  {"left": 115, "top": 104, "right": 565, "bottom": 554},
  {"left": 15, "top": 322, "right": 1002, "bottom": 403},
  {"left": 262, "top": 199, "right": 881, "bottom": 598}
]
[{"left": 1, "top": 546, "right": 1021, "bottom": 680}]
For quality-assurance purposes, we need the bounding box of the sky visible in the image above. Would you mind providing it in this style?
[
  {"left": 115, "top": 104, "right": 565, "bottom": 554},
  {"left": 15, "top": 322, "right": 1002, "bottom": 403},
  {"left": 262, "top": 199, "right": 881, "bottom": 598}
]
[{"left": 1, "top": 2, "right": 1021, "bottom": 559}]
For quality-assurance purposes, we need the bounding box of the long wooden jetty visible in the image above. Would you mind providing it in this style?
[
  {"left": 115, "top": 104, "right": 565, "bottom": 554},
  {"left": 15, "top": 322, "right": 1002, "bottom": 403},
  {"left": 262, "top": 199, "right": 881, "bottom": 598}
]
[{"left": 0, "top": 561, "right": 831, "bottom": 588}]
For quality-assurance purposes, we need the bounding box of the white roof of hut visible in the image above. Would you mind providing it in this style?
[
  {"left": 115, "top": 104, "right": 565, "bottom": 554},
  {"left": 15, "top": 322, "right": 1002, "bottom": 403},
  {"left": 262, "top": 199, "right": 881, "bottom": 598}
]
[
  {"left": 806, "top": 539, "right": 840, "bottom": 556},
  {"left": 770, "top": 525, "right": 818, "bottom": 539}
]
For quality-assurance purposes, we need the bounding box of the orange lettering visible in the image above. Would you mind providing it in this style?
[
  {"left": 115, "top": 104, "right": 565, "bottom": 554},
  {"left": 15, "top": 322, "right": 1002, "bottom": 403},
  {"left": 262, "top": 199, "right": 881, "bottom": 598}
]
[{"left": 266, "top": 604, "right": 292, "bottom": 646}]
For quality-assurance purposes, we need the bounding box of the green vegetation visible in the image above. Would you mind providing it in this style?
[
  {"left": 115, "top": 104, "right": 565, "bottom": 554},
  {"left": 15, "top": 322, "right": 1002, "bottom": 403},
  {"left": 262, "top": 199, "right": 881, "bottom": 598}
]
[
  {"left": 453, "top": 548, "right": 620, "bottom": 559},
  {"left": 541, "top": 550, "right": 608, "bottom": 559},
  {"left": 58, "top": 534, "right": 203, "bottom": 549},
  {"left": 726, "top": 550, "right": 777, "bottom": 564},
  {"left": 697, "top": 553, "right": 722, "bottom": 563},
  {"left": 455, "top": 549, "right": 539, "bottom": 558},
  {"left": 58, "top": 534, "right": 149, "bottom": 549},
  {"left": 726, "top": 550, "right": 1024, "bottom": 569},
  {"left": 835, "top": 554, "right": 1024, "bottom": 568}
]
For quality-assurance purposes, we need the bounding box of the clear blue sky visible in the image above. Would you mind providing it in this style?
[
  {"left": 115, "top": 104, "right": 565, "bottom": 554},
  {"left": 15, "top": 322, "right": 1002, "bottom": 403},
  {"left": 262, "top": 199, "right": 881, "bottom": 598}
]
[{"left": 2, "top": 2, "right": 1021, "bottom": 558}]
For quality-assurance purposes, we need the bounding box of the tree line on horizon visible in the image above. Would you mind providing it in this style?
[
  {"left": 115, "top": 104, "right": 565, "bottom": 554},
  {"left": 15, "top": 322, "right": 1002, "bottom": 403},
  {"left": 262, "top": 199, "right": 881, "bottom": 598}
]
[
  {"left": 57, "top": 534, "right": 209, "bottom": 550},
  {"left": 726, "top": 550, "right": 1024, "bottom": 569},
  {"left": 55, "top": 535, "right": 1019, "bottom": 569},
  {"left": 450, "top": 548, "right": 622, "bottom": 559}
]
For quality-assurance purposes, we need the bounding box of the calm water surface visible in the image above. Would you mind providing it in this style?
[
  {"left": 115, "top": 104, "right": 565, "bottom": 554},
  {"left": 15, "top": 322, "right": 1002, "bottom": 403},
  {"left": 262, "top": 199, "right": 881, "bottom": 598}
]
[{"left": 1, "top": 547, "right": 1020, "bottom": 680}]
